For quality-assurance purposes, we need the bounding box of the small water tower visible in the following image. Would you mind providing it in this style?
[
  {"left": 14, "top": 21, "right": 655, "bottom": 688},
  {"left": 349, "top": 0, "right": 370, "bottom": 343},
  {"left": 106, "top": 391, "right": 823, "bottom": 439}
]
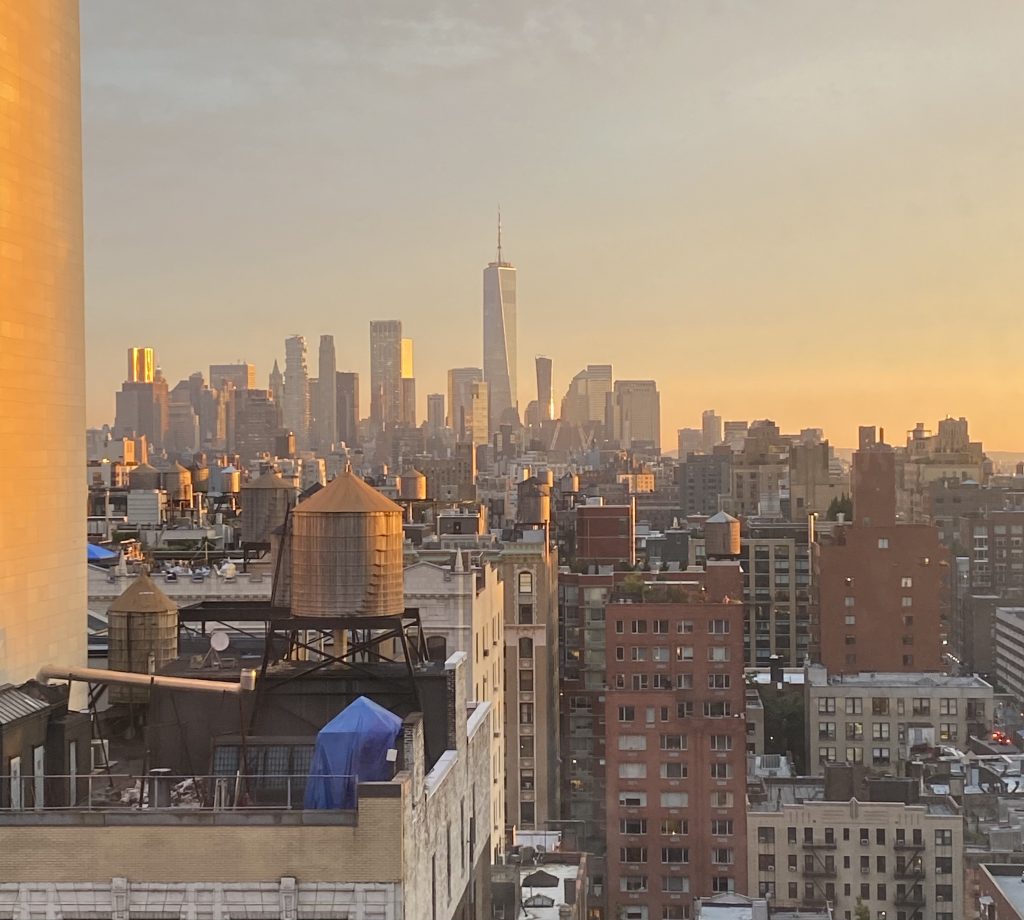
[
  {"left": 704, "top": 511, "right": 741, "bottom": 558},
  {"left": 241, "top": 470, "right": 295, "bottom": 544},
  {"left": 107, "top": 573, "right": 179, "bottom": 704}
]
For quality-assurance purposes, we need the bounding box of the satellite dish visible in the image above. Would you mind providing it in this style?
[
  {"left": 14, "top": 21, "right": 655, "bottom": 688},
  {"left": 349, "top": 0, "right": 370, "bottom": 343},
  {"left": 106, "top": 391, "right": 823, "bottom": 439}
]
[{"left": 210, "top": 630, "right": 230, "bottom": 652}]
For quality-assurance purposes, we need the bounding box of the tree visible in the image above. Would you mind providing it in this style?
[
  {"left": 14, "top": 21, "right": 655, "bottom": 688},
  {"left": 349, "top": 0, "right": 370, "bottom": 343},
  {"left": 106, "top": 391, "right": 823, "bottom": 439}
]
[
  {"left": 826, "top": 492, "right": 853, "bottom": 521},
  {"left": 761, "top": 689, "right": 807, "bottom": 773},
  {"left": 854, "top": 898, "right": 870, "bottom": 920}
]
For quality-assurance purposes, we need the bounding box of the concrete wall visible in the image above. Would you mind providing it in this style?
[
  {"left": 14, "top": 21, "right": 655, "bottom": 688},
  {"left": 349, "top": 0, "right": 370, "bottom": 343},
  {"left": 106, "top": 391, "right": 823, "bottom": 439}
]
[{"left": 0, "top": 0, "right": 87, "bottom": 703}]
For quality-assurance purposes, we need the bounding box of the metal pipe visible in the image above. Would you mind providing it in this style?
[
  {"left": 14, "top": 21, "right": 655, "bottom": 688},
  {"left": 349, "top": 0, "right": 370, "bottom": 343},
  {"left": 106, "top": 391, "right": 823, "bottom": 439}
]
[{"left": 37, "top": 664, "right": 255, "bottom": 696}]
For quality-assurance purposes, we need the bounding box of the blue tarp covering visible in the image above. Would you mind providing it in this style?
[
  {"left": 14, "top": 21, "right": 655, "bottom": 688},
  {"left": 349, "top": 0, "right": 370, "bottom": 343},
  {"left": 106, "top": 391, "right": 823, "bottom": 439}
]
[
  {"left": 87, "top": 543, "right": 118, "bottom": 561},
  {"left": 303, "top": 696, "right": 403, "bottom": 809}
]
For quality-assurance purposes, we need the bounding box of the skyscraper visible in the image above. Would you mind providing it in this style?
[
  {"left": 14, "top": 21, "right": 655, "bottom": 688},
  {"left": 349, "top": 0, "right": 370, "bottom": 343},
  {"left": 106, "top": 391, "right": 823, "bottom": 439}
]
[
  {"left": 400, "top": 337, "right": 416, "bottom": 427},
  {"left": 369, "top": 320, "right": 402, "bottom": 427},
  {"left": 0, "top": 0, "right": 87, "bottom": 691},
  {"left": 335, "top": 371, "right": 360, "bottom": 447},
  {"left": 482, "top": 216, "right": 517, "bottom": 433},
  {"left": 426, "top": 393, "right": 445, "bottom": 434},
  {"left": 606, "top": 379, "right": 661, "bottom": 449},
  {"left": 115, "top": 361, "right": 169, "bottom": 449},
  {"left": 283, "top": 335, "right": 310, "bottom": 449},
  {"left": 468, "top": 380, "right": 489, "bottom": 447},
  {"left": 209, "top": 362, "right": 255, "bottom": 391},
  {"left": 446, "top": 367, "right": 483, "bottom": 440},
  {"left": 535, "top": 355, "right": 553, "bottom": 422},
  {"left": 315, "top": 335, "right": 338, "bottom": 451},
  {"left": 268, "top": 359, "right": 283, "bottom": 406},
  {"left": 127, "top": 347, "right": 155, "bottom": 383},
  {"left": 702, "top": 408, "right": 723, "bottom": 451},
  {"left": 560, "top": 365, "right": 613, "bottom": 429}
]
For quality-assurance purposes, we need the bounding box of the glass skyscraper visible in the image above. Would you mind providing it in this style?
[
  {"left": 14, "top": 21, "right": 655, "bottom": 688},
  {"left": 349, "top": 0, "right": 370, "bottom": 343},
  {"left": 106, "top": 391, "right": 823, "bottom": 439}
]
[{"left": 482, "top": 222, "right": 517, "bottom": 434}]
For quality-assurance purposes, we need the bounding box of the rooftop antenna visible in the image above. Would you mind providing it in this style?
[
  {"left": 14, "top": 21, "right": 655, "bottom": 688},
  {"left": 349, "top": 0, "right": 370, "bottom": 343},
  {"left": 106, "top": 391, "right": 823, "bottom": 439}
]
[{"left": 497, "top": 205, "right": 502, "bottom": 264}]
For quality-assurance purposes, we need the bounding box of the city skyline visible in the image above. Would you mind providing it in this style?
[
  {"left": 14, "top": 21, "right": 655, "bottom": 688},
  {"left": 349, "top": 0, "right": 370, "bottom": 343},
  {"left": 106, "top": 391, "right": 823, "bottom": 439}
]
[{"left": 78, "top": 3, "right": 1024, "bottom": 450}]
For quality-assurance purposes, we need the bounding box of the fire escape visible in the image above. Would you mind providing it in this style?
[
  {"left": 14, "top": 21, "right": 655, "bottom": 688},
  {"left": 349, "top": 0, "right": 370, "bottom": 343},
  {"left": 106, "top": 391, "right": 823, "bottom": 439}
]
[
  {"left": 893, "top": 832, "right": 926, "bottom": 920},
  {"left": 801, "top": 830, "right": 837, "bottom": 909}
]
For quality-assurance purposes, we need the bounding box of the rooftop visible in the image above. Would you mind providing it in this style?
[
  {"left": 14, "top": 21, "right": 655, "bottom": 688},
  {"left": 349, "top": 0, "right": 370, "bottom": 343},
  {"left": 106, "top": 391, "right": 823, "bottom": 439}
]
[
  {"left": 806, "top": 665, "right": 992, "bottom": 690},
  {"left": 981, "top": 864, "right": 1024, "bottom": 919}
]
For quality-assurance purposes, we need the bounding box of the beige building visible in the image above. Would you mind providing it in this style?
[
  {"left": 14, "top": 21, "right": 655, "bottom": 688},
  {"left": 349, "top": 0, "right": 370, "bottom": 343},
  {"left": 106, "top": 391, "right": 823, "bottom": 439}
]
[
  {"left": 0, "top": 0, "right": 87, "bottom": 700},
  {"left": 805, "top": 666, "right": 992, "bottom": 773},
  {"left": 747, "top": 776, "right": 964, "bottom": 920},
  {"left": 404, "top": 555, "right": 506, "bottom": 856},
  {"left": 0, "top": 655, "right": 492, "bottom": 920}
]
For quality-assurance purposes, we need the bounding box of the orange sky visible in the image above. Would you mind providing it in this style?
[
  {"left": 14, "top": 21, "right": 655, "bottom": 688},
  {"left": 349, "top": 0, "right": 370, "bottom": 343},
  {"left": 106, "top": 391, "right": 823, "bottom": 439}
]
[{"left": 80, "top": 2, "right": 1024, "bottom": 451}]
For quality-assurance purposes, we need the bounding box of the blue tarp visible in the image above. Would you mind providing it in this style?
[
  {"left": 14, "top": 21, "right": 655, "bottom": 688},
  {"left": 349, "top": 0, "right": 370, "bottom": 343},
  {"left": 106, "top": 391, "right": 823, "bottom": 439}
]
[
  {"left": 303, "top": 696, "right": 403, "bottom": 809},
  {"left": 87, "top": 543, "right": 118, "bottom": 561}
]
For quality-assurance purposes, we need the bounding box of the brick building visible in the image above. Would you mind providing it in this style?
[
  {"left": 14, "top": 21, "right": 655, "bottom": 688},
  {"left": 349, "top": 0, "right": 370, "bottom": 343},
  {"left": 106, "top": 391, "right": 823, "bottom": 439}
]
[
  {"left": 604, "top": 563, "right": 748, "bottom": 920},
  {"left": 818, "top": 443, "right": 947, "bottom": 674}
]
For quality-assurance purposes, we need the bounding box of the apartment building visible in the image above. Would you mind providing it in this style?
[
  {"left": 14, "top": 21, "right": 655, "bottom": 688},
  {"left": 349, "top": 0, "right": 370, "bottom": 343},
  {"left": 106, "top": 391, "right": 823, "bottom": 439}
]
[
  {"left": 605, "top": 563, "right": 748, "bottom": 920},
  {"left": 805, "top": 666, "right": 992, "bottom": 773},
  {"left": 993, "top": 608, "right": 1024, "bottom": 704},
  {"left": 747, "top": 778, "right": 964, "bottom": 920}
]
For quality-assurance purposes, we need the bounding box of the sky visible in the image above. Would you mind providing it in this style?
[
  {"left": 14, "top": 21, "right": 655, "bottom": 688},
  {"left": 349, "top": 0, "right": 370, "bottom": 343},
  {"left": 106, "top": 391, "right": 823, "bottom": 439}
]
[{"left": 80, "top": 1, "right": 1024, "bottom": 451}]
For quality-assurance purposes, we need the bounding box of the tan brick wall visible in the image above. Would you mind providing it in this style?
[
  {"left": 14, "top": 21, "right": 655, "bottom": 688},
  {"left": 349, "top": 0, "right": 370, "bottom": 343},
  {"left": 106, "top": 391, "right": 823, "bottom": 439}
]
[{"left": 0, "top": 800, "right": 403, "bottom": 883}]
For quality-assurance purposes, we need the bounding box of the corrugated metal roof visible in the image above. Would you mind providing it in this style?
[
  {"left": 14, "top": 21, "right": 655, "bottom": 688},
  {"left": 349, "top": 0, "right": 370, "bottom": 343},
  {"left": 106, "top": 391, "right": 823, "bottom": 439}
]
[
  {"left": 294, "top": 471, "right": 401, "bottom": 515},
  {"left": 0, "top": 685, "right": 49, "bottom": 725}
]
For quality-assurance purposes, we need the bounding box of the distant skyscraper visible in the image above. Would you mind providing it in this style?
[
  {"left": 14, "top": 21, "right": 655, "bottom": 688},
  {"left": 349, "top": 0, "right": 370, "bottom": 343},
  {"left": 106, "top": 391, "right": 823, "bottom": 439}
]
[
  {"left": 209, "top": 362, "right": 255, "bottom": 391},
  {"left": 127, "top": 347, "right": 155, "bottom": 383},
  {"left": 535, "top": 355, "right": 553, "bottom": 422},
  {"left": 426, "top": 393, "right": 445, "bottom": 433},
  {"left": 0, "top": 0, "right": 87, "bottom": 693},
  {"left": 702, "top": 409, "right": 723, "bottom": 451},
  {"left": 560, "top": 365, "right": 613, "bottom": 428},
  {"left": 232, "top": 388, "right": 280, "bottom": 462},
  {"left": 400, "top": 337, "right": 416, "bottom": 427},
  {"left": 115, "top": 358, "right": 169, "bottom": 449},
  {"left": 677, "top": 427, "right": 702, "bottom": 458},
  {"left": 283, "top": 335, "right": 310, "bottom": 449},
  {"left": 268, "top": 359, "right": 283, "bottom": 406},
  {"left": 315, "top": 335, "right": 338, "bottom": 450},
  {"left": 468, "top": 380, "right": 489, "bottom": 447},
  {"left": 483, "top": 215, "right": 517, "bottom": 433},
  {"left": 336, "top": 371, "right": 360, "bottom": 447},
  {"left": 607, "top": 380, "right": 661, "bottom": 449},
  {"left": 370, "top": 320, "right": 402, "bottom": 427},
  {"left": 447, "top": 367, "right": 483, "bottom": 440},
  {"left": 723, "top": 420, "right": 748, "bottom": 451}
]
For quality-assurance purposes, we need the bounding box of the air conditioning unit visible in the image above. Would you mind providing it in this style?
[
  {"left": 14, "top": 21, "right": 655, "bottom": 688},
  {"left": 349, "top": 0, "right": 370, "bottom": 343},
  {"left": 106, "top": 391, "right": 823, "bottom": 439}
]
[
  {"left": 90, "top": 739, "right": 109, "bottom": 771},
  {"left": 860, "top": 839, "right": 870, "bottom": 846}
]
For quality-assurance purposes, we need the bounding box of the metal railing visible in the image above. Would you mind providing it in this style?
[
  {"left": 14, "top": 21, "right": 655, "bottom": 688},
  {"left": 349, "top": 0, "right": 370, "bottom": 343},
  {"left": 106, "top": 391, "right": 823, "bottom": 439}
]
[{"left": 0, "top": 772, "right": 357, "bottom": 813}]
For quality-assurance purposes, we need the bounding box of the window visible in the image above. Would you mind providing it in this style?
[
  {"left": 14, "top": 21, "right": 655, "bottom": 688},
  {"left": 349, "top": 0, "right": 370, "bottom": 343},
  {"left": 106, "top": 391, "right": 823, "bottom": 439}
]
[
  {"left": 846, "top": 722, "right": 864, "bottom": 741},
  {"left": 620, "top": 876, "right": 648, "bottom": 892},
  {"left": 662, "top": 847, "right": 688, "bottom": 864},
  {"left": 845, "top": 615, "right": 856, "bottom": 626},
  {"left": 714, "top": 819, "right": 735, "bottom": 836},
  {"left": 846, "top": 698, "right": 864, "bottom": 715},
  {"left": 708, "top": 646, "right": 730, "bottom": 662},
  {"left": 878, "top": 538, "right": 889, "bottom": 549},
  {"left": 652, "top": 619, "right": 669, "bottom": 634},
  {"left": 662, "top": 908, "right": 687, "bottom": 919},
  {"left": 704, "top": 701, "right": 732, "bottom": 718},
  {"left": 901, "top": 596, "right": 912, "bottom": 608},
  {"left": 819, "top": 722, "right": 837, "bottom": 741},
  {"left": 631, "top": 646, "right": 648, "bottom": 661},
  {"left": 616, "top": 646, "right": 625, "bottom": 661},
  {"left": 662, "top": 877, "right": 689, "bottom": 893},
  {"left": 936, "top": 884, "right": 953, "bottom": 901},
  {"left": 788, "top": 827, "right": 797, "bottom": 844},
  {"left": 619, "top": 791, "right": 647, "bottom": 807},
  {"left": 619, "top": 706, "right": 635, "bottom": 722},
  {"left": 712, "top": 877, "right": 735, "bottom": 893},
  {"left": 710, "top": 791, "right": 734, "bottom": 808},
  {"left": 521, "top": 802, "right": 535, "bottom": 824},
  {"left": 519, "top": 669, "right": 534, "bottom": 691},
  {"left": 518, "top": 571, "right": 533, "bottom": 594},
  {"left": 711, "top": 848, "right": 734, "bottom": 865},
  {"left": 616, "top": 620, "right": 624, "bottom": 634},
  {"left": 653, "top": 674, "right": 672, "bottom": 690},
  {"left": 710, "top": 735, "right": 732, "bottom": 752},
  {"left": 872, "top": 723, "right": 891, "bottom": 741},
  {"left": 676, "top": 645, "right": 694, "bottom": 661},
  {"left": 661, "top": 792, "right": 688, "bottom": 807},
  {"left": 620, "top": 847, "right": 648, "bottom": 863},
  {"left": 652, "top": 646, "right": 670, "bottom": 662},
  {"left": 710, "top": 763, "right": 732, "bottom": 779},
  {"left": 619, "top": 763, "right": 647, "bottom": 779},
  {"left": 935, "top": 857, "right": 953, "bottom": 875},
  {"left": 818, "top": 697, "right": 836, "bottom": 714},
  {"left": 819, "top": 747, "right": 837, "bottom": 763},
  {"left": 939, "top": 698, "right": 958, "bottom": 716},
  {"left": 660, "top": 734, "right": 687, "bottom": 751},
  {"left": 661, "top": 818, "right": 687, "bottom": 835},
  {"left": 709, "top": 619, "right": 730, "bottom": 634},
  {"left": 901, "top": 576, "right": 913, "bottom": 588},
  {"left": 518, "top": 638, "right": 533, "bottom": 658},
  {"left": 676, "top": 674, "right": 693, "bottom": 690},
  {"left": 871, "top": 747, "right": 890, "bottom": 765},
  {"left": 631, "top": 674, "right": 650, "bottom": 691},
  {"left": 677, "top": 702, "right": 694, "bottom": 718},
  {"left": 939, "top": 723, "right": 957, "bottom": 742},
  {"left": 871, "top": 697, "right": 889, "bottom": 715},
  {"left": 678, "top": 620, "right": 694, "bottom": 633},
  {"left": 520, "top": 770, "right": 534, "bottom": 791},
  {"left": 911, "top": 698, "right": 931, "bottom": 716},
  {"left": 619, "top": 735, "right": 647, "bottom": 751},
  {"left": 518, "top": 604, "right": 534, "bottom": 624},
  {"left": 661, "top": 762, "right": 688, "bottom": 779},
  {"left": 708, "top": 674, "right": 731, "bottom": 690},
  {"left": 520, "top": 737, "right": 534, "bottom": 758},
  {"left": 935, "top": 829, "right": 953, "bottom": 846},
  {"left": 632, "top": 619, "right": 648, "bottom": 634},
  {"left": 520, "top": 703, "right": 533, "bottom": 724}
]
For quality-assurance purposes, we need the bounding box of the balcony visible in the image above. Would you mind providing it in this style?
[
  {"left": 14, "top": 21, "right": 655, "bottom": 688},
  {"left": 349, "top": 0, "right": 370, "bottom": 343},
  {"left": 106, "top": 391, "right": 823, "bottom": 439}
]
[{"left": 895, "top": 890, "right": 926, "bottom": 908}]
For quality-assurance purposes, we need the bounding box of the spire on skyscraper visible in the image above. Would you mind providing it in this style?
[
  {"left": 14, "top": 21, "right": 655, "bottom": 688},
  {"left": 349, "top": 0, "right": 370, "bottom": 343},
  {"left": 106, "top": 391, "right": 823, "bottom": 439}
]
[{"left": 497, "top": 205, "right": 502, "bottom": 265}]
